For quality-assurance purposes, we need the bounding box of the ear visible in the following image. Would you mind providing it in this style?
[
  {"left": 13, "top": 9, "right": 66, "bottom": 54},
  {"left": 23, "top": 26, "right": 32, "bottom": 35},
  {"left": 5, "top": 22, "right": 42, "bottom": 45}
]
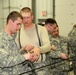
[{"left": 8, "top": 19, "right": 13, "bottom": 24}]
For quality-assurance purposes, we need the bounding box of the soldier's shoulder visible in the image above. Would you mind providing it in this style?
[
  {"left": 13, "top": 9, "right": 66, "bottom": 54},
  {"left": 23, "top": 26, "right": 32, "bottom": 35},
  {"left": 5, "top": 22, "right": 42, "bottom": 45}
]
[
  {"left": 59, "top": 35, "right": 69, "bottom": 42},
  {"left": 0, "top": 32, "right": 6, "bottom": 42}
]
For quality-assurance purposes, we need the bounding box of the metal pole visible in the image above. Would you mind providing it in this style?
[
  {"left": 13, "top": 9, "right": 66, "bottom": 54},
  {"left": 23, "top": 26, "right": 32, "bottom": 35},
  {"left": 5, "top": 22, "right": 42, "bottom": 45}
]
[
  {"left": 53, "top": 0, "right": 55, "bottom": 19},
  {"left": 8, "top": 0, "right": 10, "bottom": 13}
]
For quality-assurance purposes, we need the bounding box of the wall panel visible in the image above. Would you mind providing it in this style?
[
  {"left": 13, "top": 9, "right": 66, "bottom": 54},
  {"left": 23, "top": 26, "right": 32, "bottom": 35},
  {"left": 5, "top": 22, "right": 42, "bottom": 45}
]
[
  {"left": 0, "top": 0, "right": 32, "bottom": 29},
  {"left": 55, "top": 0, "right": 76, "bottom": 36},
  {"left": 36, "top": 0, "right": 53, "bottom": 23},
  {"left": 0, "top": 0, "right": 3, "bottom": 31}
]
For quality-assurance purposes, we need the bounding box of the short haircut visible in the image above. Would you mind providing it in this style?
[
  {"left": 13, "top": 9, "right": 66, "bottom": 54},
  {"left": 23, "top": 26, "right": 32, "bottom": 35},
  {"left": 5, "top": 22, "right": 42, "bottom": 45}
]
[
  {"left": 7, "top": 11, "right": 23, "bottom": 24},
  {"left": 20, "top": 7, "right": 33, "bottom": 15},
  {"left": 73, "top": 24, "right": 76, "bottom": 28},
  {"left": 45, "top": 18, "right": 57, "bottom": 25}
]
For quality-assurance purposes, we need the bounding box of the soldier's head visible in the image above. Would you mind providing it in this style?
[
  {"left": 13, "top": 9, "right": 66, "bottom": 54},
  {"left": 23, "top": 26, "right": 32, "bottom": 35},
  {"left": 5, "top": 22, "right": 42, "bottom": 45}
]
[
  {"left": 6, "top": 11, "right": 23, "bottom": 35},
  {"left": 20, "top": 7, "right": 33, "bottom": 27},
  {"left": 20, "top": 7, "right": 33, "bottom": 16},
  {"left": 73, "top": 24, "right": 76, "bottom": 28},
  {"left": 7, "top": 11, "right": 23, "bottom": 24},
  {"left": 44, "top": 18, "right": 57, "bottom": 34},
  {"left": 52, "top": 25, "right": 59, "bottom": 38}
]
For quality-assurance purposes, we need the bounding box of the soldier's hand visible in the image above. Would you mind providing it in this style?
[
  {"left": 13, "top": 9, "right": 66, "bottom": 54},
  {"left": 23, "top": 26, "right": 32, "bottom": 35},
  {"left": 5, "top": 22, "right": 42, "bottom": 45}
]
[
  {"left": 51, "top": 45, "right": 56, "bottom": 50},
  {"left": 23, "top": 52, "right": 36, "bottom": 62},
  {"left": 60, "top": 53, "right": 68, "bottom": 59},
  {"left": 32, "top": 47, "right": 40, "bottom": 61},
  {"left": 22, "top": 44, "right": 34, "bottom": 52}
]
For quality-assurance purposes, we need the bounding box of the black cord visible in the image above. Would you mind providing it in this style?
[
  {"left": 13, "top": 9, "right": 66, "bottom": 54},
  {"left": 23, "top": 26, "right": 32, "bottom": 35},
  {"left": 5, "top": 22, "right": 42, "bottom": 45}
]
[{"left": 19, "top": 56, "right": 75, "bottom": 75}]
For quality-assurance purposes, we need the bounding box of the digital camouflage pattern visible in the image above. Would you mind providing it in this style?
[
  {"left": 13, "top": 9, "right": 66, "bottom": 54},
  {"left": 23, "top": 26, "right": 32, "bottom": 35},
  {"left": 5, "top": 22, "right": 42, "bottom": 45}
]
[
  {"left": 68, "top": 25, "right": 76, "bottom": 75},
  {"left": 46, "top": 35, "right": 69, "bottom": 75},
  {"left": 68, "top": 25, "right": 76, "bottom": 37},
  {"left": 0, "top": 30, "right": 32, "bottom": 75}
]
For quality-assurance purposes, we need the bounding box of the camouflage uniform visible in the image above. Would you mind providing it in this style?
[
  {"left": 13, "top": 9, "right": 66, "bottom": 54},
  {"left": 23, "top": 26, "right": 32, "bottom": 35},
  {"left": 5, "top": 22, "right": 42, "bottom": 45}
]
[
  {"left": 46, "top": 35, "right": 69, "bottom": 75},
  {"left": 0, "top": 30, "right": 32, "bottom": 75},
  {"left": 68, "top": 26, "right": 76, "bottom": 37},
  {"left": 68, "top": 26, "right": 76, "bottom": 75}
]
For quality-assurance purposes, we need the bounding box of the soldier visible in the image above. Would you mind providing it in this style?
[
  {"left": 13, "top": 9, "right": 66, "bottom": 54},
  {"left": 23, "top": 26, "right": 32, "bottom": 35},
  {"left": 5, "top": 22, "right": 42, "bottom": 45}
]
[
  {"left": 44, "top": 18, "right": 57, "bottom": 35},
  {"left": 68, "top": 24, "right": 76, "bottom": 75},
  {"left": 44, "top": 19, "right": 69, "bottom": 75},
  {"left": 0, "top": 11, "right": 36, "bottom": 75},
  {"left": 15, "top": 7, "right": 51, "bottom": 75},
  {"left": 68, "top": 24, "right": 76, "bottom": 37}
]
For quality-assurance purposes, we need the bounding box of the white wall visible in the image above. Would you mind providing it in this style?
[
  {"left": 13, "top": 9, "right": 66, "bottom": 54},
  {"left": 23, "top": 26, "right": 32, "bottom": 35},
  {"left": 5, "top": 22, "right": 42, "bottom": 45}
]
[
  {"left": 36, "top": 0, "right": 53, "bottom": 23},
  {"left": 0, "top": 0, "right": 4, "bottom": 31},
  {"left": 55, "top": 0, "right": 76, "bottom": 36}
]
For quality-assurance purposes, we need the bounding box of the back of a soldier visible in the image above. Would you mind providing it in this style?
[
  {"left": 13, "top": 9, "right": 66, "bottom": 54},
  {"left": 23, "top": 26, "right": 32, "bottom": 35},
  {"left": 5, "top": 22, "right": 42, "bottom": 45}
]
[{"left": 68, "top": 24, "right": 76, "bottom": 75}]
